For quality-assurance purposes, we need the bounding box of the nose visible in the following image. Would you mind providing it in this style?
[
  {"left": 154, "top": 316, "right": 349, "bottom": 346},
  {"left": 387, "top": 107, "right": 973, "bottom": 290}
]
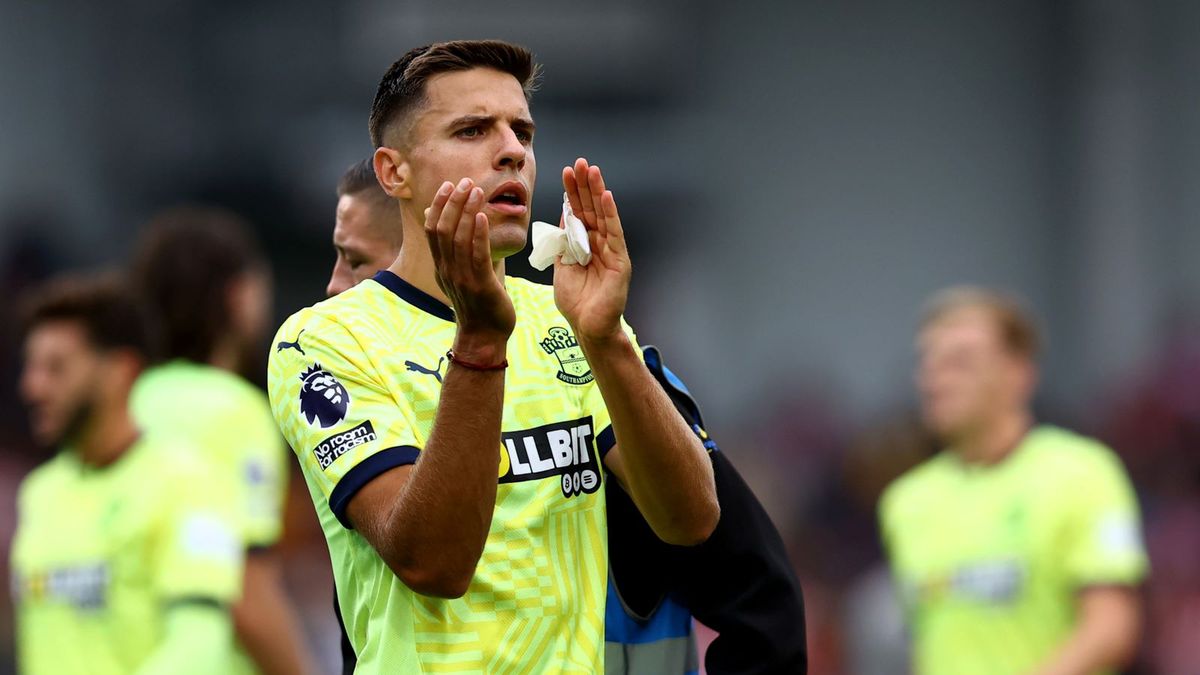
[
  {"left": 327, "top": 261, "right": 350, "bottom": 298},
  {"left": 494, "top": 126, "right": 527, "bottom": 171}
]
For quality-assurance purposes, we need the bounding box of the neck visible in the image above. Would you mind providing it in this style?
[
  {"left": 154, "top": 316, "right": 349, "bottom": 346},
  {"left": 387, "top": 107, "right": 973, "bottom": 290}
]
[
  {"left": 75, "top": 403, "right": 140, "bottom": 468},
  {"left": 209, "top": 339, "right": 240, "bottom": 373},
  {"left": 952, "top": 409, "right": 1033, "bottom": 465},
  {"left": 392, "top": 205, "right": 507, "bottom": 307}
]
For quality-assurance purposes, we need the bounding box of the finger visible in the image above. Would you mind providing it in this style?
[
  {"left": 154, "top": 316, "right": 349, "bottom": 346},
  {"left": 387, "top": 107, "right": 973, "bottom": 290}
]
[
  {"left": 425, "top": 182, "right": 454, "bottom": 262},
  {"left": 573, "top": 158, "right": 596, "bottom": 225},
  {"left": 470, "top": 211, "right": 492, "bottom": 272},
  {"left": 426, "top": 181, "right": 454, "bottom": 232},
  {"left": 587, "top": 165, "right": 608, "bottom": 238},
  {"left": 454, "top": 187, "right": 484, "bottom": 257},
  {"left": 562, "top": 166, "right": 584, "bottom": 223},
  {"left": 438, "top": 178, "right": 475, "bottom": 268},
  {"left": 599, "top": 190, "right": 627, "bottom": 256}
]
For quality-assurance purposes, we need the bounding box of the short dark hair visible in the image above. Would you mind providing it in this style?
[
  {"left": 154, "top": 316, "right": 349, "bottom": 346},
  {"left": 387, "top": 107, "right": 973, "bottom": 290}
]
[
  {"left": 132, "top": 206, "right": 264, "bottom": 363},
  {"left": 920, "top": 286, "right": 1042, "bottom": 360},
  {"left": 369, "top": 40, "right": 540, "bottom": 148},
  {"left": 21, "top": 272, "right": 157, "bottom": 360},
  {"left": 336, "top": 158, "right": 387, "bottom": 201}
]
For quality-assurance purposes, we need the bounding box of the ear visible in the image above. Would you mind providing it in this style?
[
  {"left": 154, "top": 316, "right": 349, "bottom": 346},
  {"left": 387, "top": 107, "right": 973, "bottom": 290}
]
[
  {"left": 374, "top": 147, "right": 413, "bottom": 200},
  {"left": 100, "top": 348, "right": 144, "bottom": 397}
]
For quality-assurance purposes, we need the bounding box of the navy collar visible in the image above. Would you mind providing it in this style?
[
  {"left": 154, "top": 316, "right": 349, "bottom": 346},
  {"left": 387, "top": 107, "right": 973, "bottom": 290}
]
[{"left": 370, "top": 270, "right": 455, "bottom": 323}]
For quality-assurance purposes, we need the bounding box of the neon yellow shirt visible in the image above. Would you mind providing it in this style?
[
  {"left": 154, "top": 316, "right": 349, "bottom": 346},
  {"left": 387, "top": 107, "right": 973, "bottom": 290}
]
[
  {"left": 132, "top": 361, "right": 289, "bottom": 549},
  {"left": 11, "top": 436, "right": 242, "bottom": 675},
  {"left": 879, "top": 425, "right": 1148, "bottom": 675},
  {"left": 267, "top": 270, "right": 627, "bottom": 674}
]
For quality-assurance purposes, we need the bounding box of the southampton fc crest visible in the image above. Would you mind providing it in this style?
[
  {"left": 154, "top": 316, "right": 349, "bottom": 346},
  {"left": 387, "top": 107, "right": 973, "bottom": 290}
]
[
  {"left": 299, "top": 363, "right": 350, "bottom": 428},
  {"left": 540, "top": 327, "right": 593, "bottom": 385}
]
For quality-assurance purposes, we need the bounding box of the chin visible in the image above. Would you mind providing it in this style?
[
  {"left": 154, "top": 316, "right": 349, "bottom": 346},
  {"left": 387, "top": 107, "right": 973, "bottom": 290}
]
[{"left": 489, "top": 224, "right": 528, "bottom": 259}]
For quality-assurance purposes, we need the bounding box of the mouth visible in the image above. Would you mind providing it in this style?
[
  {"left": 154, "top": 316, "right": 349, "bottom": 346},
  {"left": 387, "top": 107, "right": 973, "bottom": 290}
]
[{"left": 485, "top": 181, "right": 529, "bottom": 216}]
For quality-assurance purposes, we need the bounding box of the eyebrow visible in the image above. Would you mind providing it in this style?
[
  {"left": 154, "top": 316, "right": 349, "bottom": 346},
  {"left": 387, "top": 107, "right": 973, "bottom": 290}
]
[{"left": 448, "top": 114, "right": 536, "bottom": 133}]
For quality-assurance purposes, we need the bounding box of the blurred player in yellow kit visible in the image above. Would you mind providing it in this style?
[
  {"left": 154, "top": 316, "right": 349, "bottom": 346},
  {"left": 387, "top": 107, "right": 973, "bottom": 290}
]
[
  {"left": 880, "top": 287, "right": 1148, "bottom": 675},
  {"left": 130, "top": 208, "right": 314, "bottom": 674},
  {"left": 11, "top": 274, "right": 242, "bottom": 674}
]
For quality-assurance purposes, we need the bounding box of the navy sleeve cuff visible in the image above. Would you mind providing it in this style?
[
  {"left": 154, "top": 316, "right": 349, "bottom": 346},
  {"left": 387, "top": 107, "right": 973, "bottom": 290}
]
[
  {"left": 597, "top": 425, "right": 617, "bottom": 459},
  {"left": 330, "top": 446, "right": 420, "bottom": 529}
]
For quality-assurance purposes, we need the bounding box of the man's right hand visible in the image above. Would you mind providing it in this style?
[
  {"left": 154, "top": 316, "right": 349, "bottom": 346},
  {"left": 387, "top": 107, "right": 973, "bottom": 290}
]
[{"left": 424, "top": 178, "right": 516, "bottom": 362}]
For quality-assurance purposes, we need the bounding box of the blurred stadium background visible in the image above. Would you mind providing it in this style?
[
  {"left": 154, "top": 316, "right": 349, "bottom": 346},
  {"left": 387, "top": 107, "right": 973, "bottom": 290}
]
[{"left": 2, "top": 1, "right": 1199, "bottom": 672}]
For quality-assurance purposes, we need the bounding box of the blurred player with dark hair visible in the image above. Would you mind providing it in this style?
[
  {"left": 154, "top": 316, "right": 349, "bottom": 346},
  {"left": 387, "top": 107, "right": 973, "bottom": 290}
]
[
  {"left": 327, "top": 158, "right": 403, "bottom": 298},
  {"left": 130, "top": 207, "right": 314, "bottom": 675},
  {"left": 12, "top": 273, "right": 242, "bottom": 674},
  {"left": 268, "top": 39, "right": 719, "bottom": 672},
  {"left": 880, "top": 287, "right": 1148, "bottom": 675}
]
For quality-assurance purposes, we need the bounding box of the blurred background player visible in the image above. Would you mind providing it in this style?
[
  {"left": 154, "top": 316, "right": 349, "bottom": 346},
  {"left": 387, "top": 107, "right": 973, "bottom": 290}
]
[
  {"left": 11, "top": 273, "right": 242, "bottom": 674},
  {"left": 319, "top": 161, "right": 806, "bottom": 674},
  {"left": 879, "top": 287, "right": 1148, "bottom": 675},
  {"left": 326, "top": 158, "right": 403, "bottom": 298},
  {"left": 129, "top": 207, "right": 314, "bottom": 675}
]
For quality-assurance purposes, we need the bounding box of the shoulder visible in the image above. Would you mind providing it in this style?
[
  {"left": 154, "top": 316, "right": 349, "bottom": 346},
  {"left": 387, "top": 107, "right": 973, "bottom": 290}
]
[
  {"left": 1022, "top": 425, "right": 1128, "bottom": 483},
  {"left": 879, "top": 453, "right": 954, "bottom": 521},
  {"left": 135, "top": 433, "right": 210, "bottom": 477},
  {"left": 270, "top": 292, "right": 378, "bottom": 373},
  {"left": 17, "top": 456, "right": 72, "bottom": 508}
]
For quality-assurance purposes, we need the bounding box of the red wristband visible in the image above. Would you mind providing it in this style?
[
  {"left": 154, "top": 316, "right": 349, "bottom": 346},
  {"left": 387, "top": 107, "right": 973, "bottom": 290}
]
[{"left": 446, "top": 349, "right": 508, "bottom": 372}]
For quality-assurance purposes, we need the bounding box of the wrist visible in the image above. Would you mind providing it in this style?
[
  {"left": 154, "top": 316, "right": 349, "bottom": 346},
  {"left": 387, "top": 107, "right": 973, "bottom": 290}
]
[
  {"left": 576, "top": 328, "right": 633, "bottom": 359},
  {"left": 451, "top": 332, "right": 508, "bottom": 366}
]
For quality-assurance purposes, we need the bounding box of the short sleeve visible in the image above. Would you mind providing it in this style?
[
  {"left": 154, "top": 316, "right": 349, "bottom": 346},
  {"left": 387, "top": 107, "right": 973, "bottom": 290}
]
[
  {"left": 267, "top": 312, "right": 421, "bottom": 528},
  {"left": 236, "top": 398, "right": 290, "bottom": 549},
  {"left": 154, "top": 461, "right": 243, "bottom": 604},
  {"left": 1058, "top": 448, "right": 1148, "bottom": 588},
  {"left": 585, "top": 317, "right": 641, "bottom": 459}
]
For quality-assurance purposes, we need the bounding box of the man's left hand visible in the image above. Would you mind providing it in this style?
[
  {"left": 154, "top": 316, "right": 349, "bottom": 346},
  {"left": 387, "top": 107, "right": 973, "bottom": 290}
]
[{"left": 554, "top": 157, "right": 631, "bottom": 345}]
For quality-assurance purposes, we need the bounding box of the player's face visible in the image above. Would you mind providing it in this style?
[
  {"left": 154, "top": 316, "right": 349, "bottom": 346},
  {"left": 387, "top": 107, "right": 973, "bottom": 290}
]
[
  {"left": 20, "top": 322, "right": 105, "bottom": 448},
  {"left": 230, "top": 268, "right": 272, "bottom": 347},
  {"left": 405, "top": 67, "right": 536, "bottom": 259},
  {"left": 916, "top": 309, "right": 1023, "bottom": 441},
  {"left": 327, "top": 194, "right": 401, "bottom": 298}
]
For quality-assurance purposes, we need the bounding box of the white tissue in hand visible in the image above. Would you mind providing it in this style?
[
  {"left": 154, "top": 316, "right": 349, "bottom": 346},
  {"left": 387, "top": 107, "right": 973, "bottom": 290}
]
[{"left": 529, "top": 194, "right": 592, "bottom": 271}]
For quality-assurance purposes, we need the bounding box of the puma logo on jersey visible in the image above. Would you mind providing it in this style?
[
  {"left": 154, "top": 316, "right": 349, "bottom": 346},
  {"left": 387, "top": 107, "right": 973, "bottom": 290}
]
[
  {"left": 277, "top": 330, "right": 305, "bottom": 355},
  {"left": 500, "top": 417, "right": 600, "bottom": 498},
  {"left": 405, "top": 357, "right": 444, "bottom": 384}
]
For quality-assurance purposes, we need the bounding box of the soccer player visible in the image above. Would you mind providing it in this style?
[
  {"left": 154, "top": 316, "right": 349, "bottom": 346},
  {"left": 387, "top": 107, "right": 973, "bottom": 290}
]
[
  {"left": 879, "top": 287, "right": 1148, "bottom": 675},
  {"left": 327, "top": 157, "right": 403, "bottom": 298},
  {"left": 130, "top": 208, "right": 314, "bottom": 675},
  {"left": 11, "top": 274, "right": 242, "bottom": 675},
  {"left": 317, "top": 167, "right": 807, "bottom": 675},
  {"left": 267, "top": 40, "right": 719, "bottom": 672}
]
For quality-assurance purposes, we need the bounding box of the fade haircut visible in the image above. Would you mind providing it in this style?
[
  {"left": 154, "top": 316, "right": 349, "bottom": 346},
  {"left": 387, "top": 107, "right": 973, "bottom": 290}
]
[
  {"left": 920, "top": 286, "right": 1042, "bottom": 361},
  {"left": 368, "top": 40, "right": 540, "bottom": 148},
  {"left": 132, "top": 206, "right": 265, "bottom": 364},
  {"left": 21, "top": 272, "right": 157, "bottom": 361},
  {"left": 337, "top": 157, "right": 386, "bottom": 200}
]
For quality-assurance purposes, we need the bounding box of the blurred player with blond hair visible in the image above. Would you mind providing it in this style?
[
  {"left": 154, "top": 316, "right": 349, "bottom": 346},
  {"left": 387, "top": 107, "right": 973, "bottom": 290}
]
[{"left": 880, "top": 287, "right": 1148, "bottom": 675}]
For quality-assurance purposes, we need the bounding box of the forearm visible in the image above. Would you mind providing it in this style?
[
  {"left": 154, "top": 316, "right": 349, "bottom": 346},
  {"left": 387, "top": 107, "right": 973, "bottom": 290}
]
[
  {"left": 233, "top": 554, "right": 315, "bottom": 675},
  {"left": 376, "top": 337, "right": 505, "bottom": 594},
  {"left": 135, "top": 604, "right": 233, "bottom": 675},
  {"left": 1028, "top": 589, "right": 1140, "bottom": 675},
  {"left": 583, "top": 333, "right": 718, "bottom": 545}
]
